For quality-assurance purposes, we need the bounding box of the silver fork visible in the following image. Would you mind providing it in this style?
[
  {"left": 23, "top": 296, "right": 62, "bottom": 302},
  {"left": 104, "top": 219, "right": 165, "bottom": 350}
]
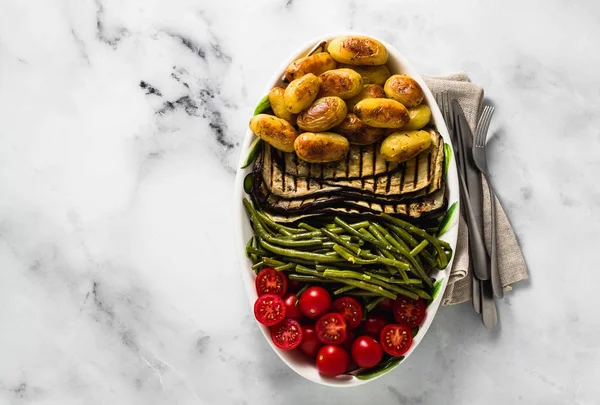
[{"left": 472, "top": 106, "right": 503, "bottom": 299}]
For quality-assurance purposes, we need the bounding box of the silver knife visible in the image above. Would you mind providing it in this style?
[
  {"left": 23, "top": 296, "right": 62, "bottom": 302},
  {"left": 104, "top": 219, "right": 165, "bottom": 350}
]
[{"left": 452, "top": 101, "right": 489, "bottom": 281}]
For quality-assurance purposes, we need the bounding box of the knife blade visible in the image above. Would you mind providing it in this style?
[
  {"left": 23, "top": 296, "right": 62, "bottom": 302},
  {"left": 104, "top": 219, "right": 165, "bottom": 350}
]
[{"left": 452, "top": 100, "right": 490, "bottom": 281}]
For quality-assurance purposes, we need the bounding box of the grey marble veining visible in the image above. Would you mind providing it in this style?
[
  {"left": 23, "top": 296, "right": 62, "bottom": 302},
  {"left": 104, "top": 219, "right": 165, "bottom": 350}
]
[{"left": 0, "top": 0, "right": 599, "bottom": 403}]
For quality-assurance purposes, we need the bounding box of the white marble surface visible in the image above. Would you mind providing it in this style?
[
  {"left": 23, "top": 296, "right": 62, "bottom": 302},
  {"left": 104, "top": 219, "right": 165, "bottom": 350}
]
[{"left": 1, "top": 0, "right": 599, "bottom": 403}]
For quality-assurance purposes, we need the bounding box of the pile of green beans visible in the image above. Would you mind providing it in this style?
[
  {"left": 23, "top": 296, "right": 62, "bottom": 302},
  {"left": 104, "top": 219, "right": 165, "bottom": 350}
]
[{"left": 243, "top": 198, "right": 452, "bottom": 311}]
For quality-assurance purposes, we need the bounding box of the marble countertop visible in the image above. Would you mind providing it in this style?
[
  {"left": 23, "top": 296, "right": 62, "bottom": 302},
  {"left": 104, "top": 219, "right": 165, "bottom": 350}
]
[{"left": 1, "top": 0, "right": 599, "bottom": 403}]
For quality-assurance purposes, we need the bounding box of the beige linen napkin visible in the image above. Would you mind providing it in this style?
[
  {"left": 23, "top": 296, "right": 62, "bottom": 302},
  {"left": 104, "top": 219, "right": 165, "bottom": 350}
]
[{"left": 423, "top": 73, "right": 529, "bottom": 306}]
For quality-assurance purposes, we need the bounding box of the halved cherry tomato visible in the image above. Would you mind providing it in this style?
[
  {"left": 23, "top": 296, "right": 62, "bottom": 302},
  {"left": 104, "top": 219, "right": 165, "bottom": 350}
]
[
  {"left": 379, "top": 298, "right": 395, "bottom": 312},
  {"left": 298, "top": 325, "right": 322, "bottom": 358},
  {"left": 380, "top": 324, "right": 413, "bottom": 356},
  {"left": 315, "top": 313, "right": 347, "bottom": 344},
  {"left": 332, "top": 296, "right": 363, "bottom": 330},
  {"left": 256, "top": 268, "right": 288, "bottom": 297},
  {"left": 360, "top": 313, "right": 389, "bottom": 338},
  {"left": 351, "top": 336, "right": 383, "bottom": 368},
  {"left": 298, "top": 286, "right": 331, "bottom": 319},
  {"left": 283, "top": 293, "right": 303, "bottom": 321},
  {"left": 254, "top": 294, "right": 286, "bottom": 326},
  {"left": 270, "top": 318, "right": 302, "bottom": 350},
  {"left": 393, "top": 296, "right": 426, "bottom": 327},
  {"left": 316, "top": 345, "right": 350, "bottom": 377}
]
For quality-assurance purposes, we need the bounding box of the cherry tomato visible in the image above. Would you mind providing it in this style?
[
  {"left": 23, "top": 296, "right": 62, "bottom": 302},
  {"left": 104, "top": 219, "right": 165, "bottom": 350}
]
[
  {"left": 379, "top": 298, "right": 394, "bottom": 312},
  {"left": 256, "top": 268, "right": 288, "bottom": 297},
  {"left": 351, "top": 336, "right": 383, "bottom": 368},
  {"left": 298, "top": 325, "right": 322, "bottom": 358},
  {"left": 360, "top": 313, "right": 389, "bottom": 338},
  {"left": 393, "top": 296, "right": 426, "bottom": 327},
  {"left": 315, "top": 313, "right": 347, "bottom": 344},
  {"left": 298, "top": 286, "right": 331, "bottom": 319},
  {"left": 270, "top": 318, "right": 302, "bottom": 350},
  {"left": 332, "top": 297, "right": 363, "bottom": 330},
  {"left": 316, "top": 345, "right": 350, "bottom": 377},
  {"left": 282, "top": 294, "right": 303, "bottom": 321},
  {"left": 254, "top": 294, "right": 286, "bottom": 326},
  {"left": 380, "top": 324, "right": 413, "bottom": 357},
  {"left": 342, "top": 330, "right": 356, "bottom": 353}
]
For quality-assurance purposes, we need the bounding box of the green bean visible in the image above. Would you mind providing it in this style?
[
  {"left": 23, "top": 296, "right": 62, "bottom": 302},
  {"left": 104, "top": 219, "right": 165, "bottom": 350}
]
[
  {"left": 243, "top": 199, "right": 323, "bottom": 248},
  {"left": 439, "top": 239, "right": 451, "bottom": 250},
  {"left": 295, "top": 284, "right": 311, "bottom": 306},
  {"left": 245, "top": 237, "right": 254, "bottom": 258},
  {"left": 321, "top": 228, "right": 362, "bottom": 255},
  {"left": 386, "top": 224, "right": 418, "bottom": 248},
  {"left": 381, "top": 213, "right": 448, "bottom": 269},
  {"left": 246, "top": 246, "right": 268, "bottom": 256},
  {"left": 403, "top": 286, "right": 432, "bottom": 300},
  {"left": 295, "top": 265, "right": 325, "bottom": 277},
  {"left": 334, "top": 285, "right": 356, "bottom": 295},
  {"left": 288, "top": 274, "right": 334, "bottom": 283},
  {"left": 255, "top": 210, "right": 305, "bottom": 234},
  {"left": 262, "top": 257, "right": 286, "bottom": 267},
  {"left": 258, "top": 239, "right": 345, "bottom": 263},
  {"left": 334, "top": 217, "right": 380, "bottom": 244},
  {"left": 252, "top": 262, "right": 263, "bottom": 271},
  {"left": 290, "top": 231, "right": 322, "bottom": 240},
  {"left": 366, "top": 297, "right": 386, "bottom": 312},
  {"left": 330, "top": 278, "right": 397, "bottom": 300},
  {"left": 384, "top": 234, "right": 432, "bottom": 287},
  {"left": 275, "top": 263, "right": 295, "bottom": 271},
  {"left": 410, "top": 240, "right": 429, "bottom": 257},
  {"left": 315, "top": 263, "right": 362, "bottom": 271},
  {"left": 298, "top": 222, "right": 319, "bottom": 232},
  {"left": 333, "top": 244, "right": 379, "bottom": 265},
  {"left": 347, "top": 291, "right": 380, "bottom": 297},
  {"left": 324, "top": 269, "right": 418, "bottom": 299}
]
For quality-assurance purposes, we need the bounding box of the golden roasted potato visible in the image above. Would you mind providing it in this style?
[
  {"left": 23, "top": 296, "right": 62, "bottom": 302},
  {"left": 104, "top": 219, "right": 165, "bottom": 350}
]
[
  {"left": 345, "top": 84, "right": 385, "bottom": 111},
  {"left": 380, "top": 130, "right": 432, "bottom": 163},
  {"left": 284, "top": 52, "right": 337, "bottom": 81},
  {"left": 294, "top": 132, "right": 350, "bottom": 163},
  {"left": 401, "top": 104, "right": 431, "bottom": 130},
  {"left": 249, "top": 114, "right": 298, "bottom": 152},
  {"left": 297, "top": 96, "right": 348, "bottom": 132},
  {"left": 384, "top": 75, "right": 424, "bottom": 107},
  {"left": 333, "top": 113, "right": 385, "bottom": 145},
  {"left": 327, "top": 36, "right": 388, "bottom": 65},
  {"left": 339, "top": 64, "right": 391, "bottom": 85},
  {"left": 318, "top": 68, "right": 363, "bottom": 99},
  {"left": 353, "top": 98, "right": 410, "bottom": 128},
  {"left": 268, "top": 87, "right": 297, "bottom": 125},
  {"left": 284, "top": 73, "right": 320, "bottom": 114}
]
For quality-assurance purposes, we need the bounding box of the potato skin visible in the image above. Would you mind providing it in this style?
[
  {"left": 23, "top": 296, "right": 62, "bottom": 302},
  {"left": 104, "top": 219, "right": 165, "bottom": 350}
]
[
  {"left": 284, "top": 73, "right": 320, "bottom": 114},
  {"left": 339, "top": 64, "right": 391, "bottom": 85},
  {"left": 346, "top": 83, "right": 385, "bottom": 111},
  {"left": 333, "top": 113, "right": 385, "bottom": 145},
  {"left": 327, "top": 36, "right": 388, "bottom": 65},
  {"left": 353, "top": 98, "right": 410, "bottom": 128},
  {"left": 380, "top": 130, "right": 432, "bottom": 163},
  {"left": 249, "top": 114, "right": 298, "bottom": 152},
  {"left": 401, "top": 104, "right": 431, "bottom": 130},
  {"left": 284, "top": 52, "right": 337, "bottom": 81},
  {"left": 269, "top": 87, "right": 297, "bottom": 125},
  {"left": 384, "top": 75, "right": 424, "bottom": 107},
  {"left": 318, "top": 68, "right": 363, "bottom": 99},
  {"left": 294, "top": 132, "right": 350, "bottom": 163},
  {"left": 297, "top": 96, "right": 348, "bottom": 132}
]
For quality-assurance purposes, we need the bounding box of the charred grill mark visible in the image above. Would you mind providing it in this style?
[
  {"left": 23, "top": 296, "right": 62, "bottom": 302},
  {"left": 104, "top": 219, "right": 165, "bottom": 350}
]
[
  {"left": 345, "top": 150, "right": 351, "bottom": 179},
  {"left": 293, "top": 153, "right": 298, "bottom": 192},
  {"left": 371, "top": 143, "right": 377, "bottom": 192},
  {"left": 413, "top": 154, "right": 420, "bottom": 189},
  {"left": 427, "top": 147, "right": 433, "bottom": 183},
  {"left": 281, "top": 154, "right": 286, "bottom": 191},
  {"left": 385, "top": 161, "right": 392, "bottom": 193},
  {"left": 359, "top": 145, "right": 364, "bottom": 187}
]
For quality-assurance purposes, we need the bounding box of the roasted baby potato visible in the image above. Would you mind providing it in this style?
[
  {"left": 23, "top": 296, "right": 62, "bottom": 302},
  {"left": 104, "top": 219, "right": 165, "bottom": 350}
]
[
  {"left": 284, "top": 73, "right": 320, "bottom": 114},
  {"left": 269, "top": 87, "right": 297, "bottom": 125},
  {"left": 297, "top": 96, "right": 348, "bottom": 132},
  {"left": 294, "top": 132, "right": 350, "bottom": 163},
  {"left": 249, "top": 114, "right": 298, "bottom": 153},
  {"left": 284, "top": 52, "right": 337, "bottom": 81},
  {"left": 380, "top": 130, "right": 432, "bottom": 163},
  {"left": 318, "top": 68, "right": 363, "bottom": 99},
  {"left": 327, "top": 36, "right": 388, "bottom": 65},
  {"left": 345, "top": 84, "right": 385, "bottom": 111},
  {"left": 401, "top": 104, "right": 431, "bottom": 130},
  {"left": 353, "top": 98, "right": 410, "bottom": 128},
  {"left": 333, "top": 113, "right": 385, "bottom": 145},
  {"left": 339, "top": 64, "right": 391, "bottom": 85},
  {"left": 384, "top": 75, "right": 424, "bottom": 107}
]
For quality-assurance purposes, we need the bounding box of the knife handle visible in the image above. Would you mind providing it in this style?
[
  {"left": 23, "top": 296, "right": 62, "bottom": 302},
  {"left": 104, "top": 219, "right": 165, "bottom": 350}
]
[
  {"left": 489, "top": 189, "right": 504, "bottom": 298},
  {"left": 457, "top": 170, "right": 490, "bottom": 281}
]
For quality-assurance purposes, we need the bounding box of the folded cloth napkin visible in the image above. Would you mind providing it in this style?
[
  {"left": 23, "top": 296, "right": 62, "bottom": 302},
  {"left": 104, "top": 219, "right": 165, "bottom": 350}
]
[{"left": 422, "top": 73, "right": 529, "bottom": 306}]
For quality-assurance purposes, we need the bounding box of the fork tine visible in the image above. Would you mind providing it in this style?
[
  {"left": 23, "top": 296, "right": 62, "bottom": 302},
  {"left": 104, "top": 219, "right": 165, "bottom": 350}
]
[{"left": 475, "top": 106, "right": 494, "bottom": 146}]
